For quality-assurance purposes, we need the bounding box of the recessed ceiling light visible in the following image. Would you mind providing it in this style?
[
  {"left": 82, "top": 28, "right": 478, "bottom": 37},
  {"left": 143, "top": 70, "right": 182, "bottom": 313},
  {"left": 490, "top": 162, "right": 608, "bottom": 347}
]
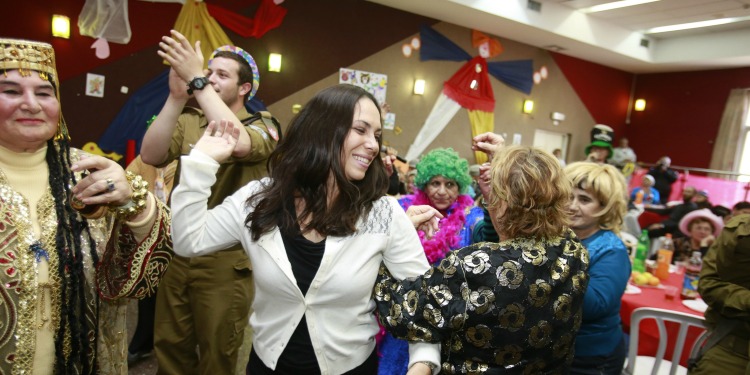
[
  {"left": 645, "top": 15, "right": 750, "bottom": 34},
  {"left": 581, "top": 0, "right": 659, "bottom": 13}
]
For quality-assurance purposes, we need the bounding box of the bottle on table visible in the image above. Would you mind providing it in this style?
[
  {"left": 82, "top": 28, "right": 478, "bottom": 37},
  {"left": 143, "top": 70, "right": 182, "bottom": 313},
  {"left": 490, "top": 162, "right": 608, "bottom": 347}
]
[
  {"left": 633, "top": 229, "right": 650, "bottom": 273},
  {"left": 681, "top": 251, "right": 703, "bottom": 299},
  {"left": 634, "top": 189, "right": 644, "bottom": 205},
  {"left": 655, "top": 234, "right": 674, "bottom": 281}
]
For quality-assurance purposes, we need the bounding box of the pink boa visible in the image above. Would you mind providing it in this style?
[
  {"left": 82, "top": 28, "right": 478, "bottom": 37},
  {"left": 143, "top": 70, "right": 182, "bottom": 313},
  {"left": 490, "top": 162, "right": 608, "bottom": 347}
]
[{"left": 403, "top": 190, "right": 475, "bottom": 264}]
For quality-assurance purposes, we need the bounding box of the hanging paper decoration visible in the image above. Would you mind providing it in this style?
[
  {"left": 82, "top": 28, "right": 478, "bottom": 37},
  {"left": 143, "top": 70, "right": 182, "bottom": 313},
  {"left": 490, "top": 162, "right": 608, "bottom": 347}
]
[
  {"left": 405, "top": 25, "right": 534, "bottom": 164},
  {"left": 78, "top": 0, "right": 132, "bottom": 44},
  {"left": 172, "top": 0, "right": 234, "bottom": 67},
  {"left": 206, "top": 0, "right": 287, "bottom": 39},
  {"left": 402, "top": 36, "right": 421, "bottom": 58}
]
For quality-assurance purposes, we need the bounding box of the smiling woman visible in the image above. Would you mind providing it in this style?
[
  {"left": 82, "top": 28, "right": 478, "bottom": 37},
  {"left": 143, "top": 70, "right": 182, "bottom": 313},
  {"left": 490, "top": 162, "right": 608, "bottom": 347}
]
[
  {"left": 169, "top": 83, "right": 441, "bottom": 374},
  {"left": 0, "top": 38, "right": 172, "bottom": 374},
  {"left": 0, "top": 71, "right": 60, "bottom": 153}
]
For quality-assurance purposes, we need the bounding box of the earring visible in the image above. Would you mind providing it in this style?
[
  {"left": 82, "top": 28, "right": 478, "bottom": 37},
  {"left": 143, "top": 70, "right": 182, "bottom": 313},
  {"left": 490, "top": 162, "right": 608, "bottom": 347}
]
[{"left": 55, "top": 118, "right": 70, "bottom": 141}]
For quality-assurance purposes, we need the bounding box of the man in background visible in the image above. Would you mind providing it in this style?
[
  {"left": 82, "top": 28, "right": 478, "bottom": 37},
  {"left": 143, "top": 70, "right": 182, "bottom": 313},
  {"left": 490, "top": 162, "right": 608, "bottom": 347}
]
[
  {"left": 648, "top": 156, "right": 679, "bottom": 204},
  {"left": 142, "top": 31, "right": 279, "bottom": 375}
]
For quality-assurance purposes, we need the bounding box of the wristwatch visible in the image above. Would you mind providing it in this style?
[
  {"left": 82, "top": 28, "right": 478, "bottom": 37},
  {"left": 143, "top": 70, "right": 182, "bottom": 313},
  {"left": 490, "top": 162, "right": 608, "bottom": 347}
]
[{"left": 187, "top": 76, "right": 209, "bottom": 95}]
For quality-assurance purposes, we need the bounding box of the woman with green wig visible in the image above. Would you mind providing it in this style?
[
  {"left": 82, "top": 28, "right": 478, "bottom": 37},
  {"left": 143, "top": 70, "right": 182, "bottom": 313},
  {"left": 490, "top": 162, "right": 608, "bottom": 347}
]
[{"left": 378, "top": 148, "right": 484, "bottom": 375}]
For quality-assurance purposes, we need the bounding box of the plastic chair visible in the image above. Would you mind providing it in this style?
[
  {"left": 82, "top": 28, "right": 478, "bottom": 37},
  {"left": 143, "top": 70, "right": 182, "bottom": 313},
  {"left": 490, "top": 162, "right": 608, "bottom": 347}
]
[{"left": 623, "top": 307, "right": 707, "bottom": 375}]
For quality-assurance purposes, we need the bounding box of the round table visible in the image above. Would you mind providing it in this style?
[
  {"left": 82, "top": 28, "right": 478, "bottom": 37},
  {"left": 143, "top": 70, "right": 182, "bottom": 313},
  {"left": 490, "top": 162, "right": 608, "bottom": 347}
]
[{"left": 620, "top": 270, "right": 705, "bottom": 367}]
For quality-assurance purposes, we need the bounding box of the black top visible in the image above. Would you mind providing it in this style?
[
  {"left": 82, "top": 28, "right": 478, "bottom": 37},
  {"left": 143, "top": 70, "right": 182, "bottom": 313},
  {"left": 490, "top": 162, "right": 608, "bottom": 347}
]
[
  {"left": 247, "top": 229, "right": 378, "bottom": 374},
  {"left": 277, "top": 230, "right": 326, "bottom": 372}
]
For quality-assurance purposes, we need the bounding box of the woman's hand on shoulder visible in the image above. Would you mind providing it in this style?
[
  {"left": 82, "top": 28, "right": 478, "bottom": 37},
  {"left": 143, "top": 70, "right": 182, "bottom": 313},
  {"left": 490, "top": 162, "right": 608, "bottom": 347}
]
[
  {"left": 406, "top": 205, "right": 443, "bottom": 239},
  {"left": 195, "top": 120, "right": 240, "bottom": 163}
]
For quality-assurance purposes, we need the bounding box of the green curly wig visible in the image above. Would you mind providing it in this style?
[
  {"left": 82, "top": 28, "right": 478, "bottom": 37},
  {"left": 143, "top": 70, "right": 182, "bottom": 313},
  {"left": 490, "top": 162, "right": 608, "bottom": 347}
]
[{"left": 415, "top": 148, "right": 472, "bottom": 194}]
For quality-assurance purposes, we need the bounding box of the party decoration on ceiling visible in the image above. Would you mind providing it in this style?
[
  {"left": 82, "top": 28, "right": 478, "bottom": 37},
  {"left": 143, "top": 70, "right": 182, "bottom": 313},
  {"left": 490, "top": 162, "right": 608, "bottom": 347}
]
[
  {"left": 402, "top": 36, "right": 421, "bottom": 58},
  {"left": 172, "top": 0, "right": 233, "bottom": 65},
  {"left": 206, "top": 0, "right": 287, "bottom": 39},
  {"left": 78, "top": 0, "right": 287, "bottom": 60},
  {"left": 533, "top": 65, "right": 549, "bottom": 85},
  {"left": 404, "top": 25, "right": 534, "bottom": 164},
  {"left": 78, "top": 0, "right": 132, "bottom": 59}
]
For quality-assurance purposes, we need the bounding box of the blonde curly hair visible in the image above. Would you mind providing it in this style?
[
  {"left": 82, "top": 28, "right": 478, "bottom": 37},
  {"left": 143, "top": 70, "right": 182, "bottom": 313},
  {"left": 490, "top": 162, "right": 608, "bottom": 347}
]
[{"left": 564, "top": 162, "right": 628, "bottom": 234}]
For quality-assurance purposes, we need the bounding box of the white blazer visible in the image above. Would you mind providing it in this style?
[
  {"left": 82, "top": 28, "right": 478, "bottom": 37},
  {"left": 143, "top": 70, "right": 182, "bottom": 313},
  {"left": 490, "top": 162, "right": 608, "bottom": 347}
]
[{"left": 171, "top": 150, "right": 440, "bottom": 375}]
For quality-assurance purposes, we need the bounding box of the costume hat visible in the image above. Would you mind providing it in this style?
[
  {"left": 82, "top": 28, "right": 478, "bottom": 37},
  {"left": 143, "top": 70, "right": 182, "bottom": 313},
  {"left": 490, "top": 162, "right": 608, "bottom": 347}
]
[
  {"left": 585, "top": 124, "right": 614, "bottom": 159},
  {"left": 679, "top": 208, "right": 723, "bottom": 237},
  {"left": 209, "top": 45, "right": 260, "bottom": 101},
  {"left": 0, "top": 38, "right": 68, "bottom": 140}
]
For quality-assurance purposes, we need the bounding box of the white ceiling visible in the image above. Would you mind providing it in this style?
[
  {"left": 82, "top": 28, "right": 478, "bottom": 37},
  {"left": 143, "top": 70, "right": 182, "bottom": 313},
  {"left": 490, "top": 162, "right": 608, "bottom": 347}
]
[{"left": 367, "top": 0, "right": 750, "bottom": 73}]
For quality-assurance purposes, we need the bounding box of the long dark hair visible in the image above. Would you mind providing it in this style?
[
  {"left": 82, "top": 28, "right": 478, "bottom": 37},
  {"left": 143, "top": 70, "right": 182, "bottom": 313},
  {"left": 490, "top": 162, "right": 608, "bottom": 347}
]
[{"left": 246, "top": 84, "right": 388, "bottom": 240}]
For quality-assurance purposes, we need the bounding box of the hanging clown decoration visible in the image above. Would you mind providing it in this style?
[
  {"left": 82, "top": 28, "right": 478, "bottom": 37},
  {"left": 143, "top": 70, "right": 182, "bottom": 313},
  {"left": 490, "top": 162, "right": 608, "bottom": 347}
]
[{"left": 404, "top": 25, "right": 534, "bottom": 164}]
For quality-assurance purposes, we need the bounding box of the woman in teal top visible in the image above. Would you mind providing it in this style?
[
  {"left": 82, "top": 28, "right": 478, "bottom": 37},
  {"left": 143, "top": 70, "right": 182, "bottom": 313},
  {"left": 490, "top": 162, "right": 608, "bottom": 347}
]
[{"left": 565, "top": 162, "right": 631, "bottom": 375}]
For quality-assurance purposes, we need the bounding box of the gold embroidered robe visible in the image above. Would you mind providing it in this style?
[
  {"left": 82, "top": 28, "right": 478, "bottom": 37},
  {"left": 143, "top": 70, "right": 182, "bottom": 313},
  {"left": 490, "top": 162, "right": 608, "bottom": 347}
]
[{"left": 0, "top": 149, "right": 172, "bottom": 374}]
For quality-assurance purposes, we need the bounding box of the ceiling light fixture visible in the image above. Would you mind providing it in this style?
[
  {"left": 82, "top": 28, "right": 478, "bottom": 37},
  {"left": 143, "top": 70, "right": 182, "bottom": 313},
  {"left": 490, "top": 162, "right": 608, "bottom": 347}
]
[
  {"left": 581, "top": 0, "right": 659, "bottom": 13},
  {"left": 645, "top": 15, "right": 750, "bottom": 34}
]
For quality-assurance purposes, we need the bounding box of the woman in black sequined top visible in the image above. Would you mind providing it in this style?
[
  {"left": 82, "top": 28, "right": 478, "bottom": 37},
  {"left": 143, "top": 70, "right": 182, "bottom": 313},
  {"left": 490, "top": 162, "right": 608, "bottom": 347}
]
[{"left": 375, "top": 145, "right": 590, "bottom": 374}]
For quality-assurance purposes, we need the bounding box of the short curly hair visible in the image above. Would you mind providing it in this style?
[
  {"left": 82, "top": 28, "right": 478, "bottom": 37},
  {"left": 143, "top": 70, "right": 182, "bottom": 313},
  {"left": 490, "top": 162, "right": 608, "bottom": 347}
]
[
  {"left": 488, "top": 146, "right": 572, "bottom": 239},
  {"left": 415, "top": 148, "right": 472, "bottom": 194}
]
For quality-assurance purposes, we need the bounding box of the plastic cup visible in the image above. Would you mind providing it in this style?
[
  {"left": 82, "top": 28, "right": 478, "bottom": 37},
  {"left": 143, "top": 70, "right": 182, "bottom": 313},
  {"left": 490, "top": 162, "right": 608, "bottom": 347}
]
[{"left": 664, "top": 285, "right": 679, "bottom": 301}]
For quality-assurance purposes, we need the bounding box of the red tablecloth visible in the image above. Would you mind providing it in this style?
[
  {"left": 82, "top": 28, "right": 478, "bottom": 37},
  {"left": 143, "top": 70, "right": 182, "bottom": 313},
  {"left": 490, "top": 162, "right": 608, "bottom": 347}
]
[{"left": 620, "top": 271, "right": 705, "bottom": 367}]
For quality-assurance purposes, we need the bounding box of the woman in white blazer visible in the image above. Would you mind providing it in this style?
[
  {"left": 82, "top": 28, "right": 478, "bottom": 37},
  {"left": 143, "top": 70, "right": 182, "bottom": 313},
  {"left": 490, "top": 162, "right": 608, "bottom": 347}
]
[{"left": 170, "top": 84, "right": 440, "bottom": 375}]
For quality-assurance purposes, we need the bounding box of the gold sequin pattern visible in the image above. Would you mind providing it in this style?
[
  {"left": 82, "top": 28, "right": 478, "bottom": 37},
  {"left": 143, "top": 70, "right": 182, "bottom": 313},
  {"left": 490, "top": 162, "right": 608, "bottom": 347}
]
[
  {"left": 0, "top": 148, "right": 173, "bottom": 374},
  {"left": 374, "top": 228, "right": 590, "bottom": 374},
  {"left": 0, "top": 169, "right": 61, "bottom": 373}
]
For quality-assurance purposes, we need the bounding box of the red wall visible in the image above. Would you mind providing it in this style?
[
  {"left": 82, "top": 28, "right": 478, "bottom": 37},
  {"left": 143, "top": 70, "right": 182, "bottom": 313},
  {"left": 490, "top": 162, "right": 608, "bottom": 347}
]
[
  {"left": 551, "top": 52, "right": 634, "bottom": 137},
  {"left": 628, "top": 68, "right": 750, "bottom": 169},
  {"left": 552, "top": 51, "right": 750, "bottom": 171}
]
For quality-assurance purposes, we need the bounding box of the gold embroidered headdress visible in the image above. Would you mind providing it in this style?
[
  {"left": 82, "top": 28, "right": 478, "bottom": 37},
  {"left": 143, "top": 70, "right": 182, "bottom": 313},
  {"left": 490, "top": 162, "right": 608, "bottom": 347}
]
[{"left": 0, "top": 38, "right": 69, "bottom": 140}]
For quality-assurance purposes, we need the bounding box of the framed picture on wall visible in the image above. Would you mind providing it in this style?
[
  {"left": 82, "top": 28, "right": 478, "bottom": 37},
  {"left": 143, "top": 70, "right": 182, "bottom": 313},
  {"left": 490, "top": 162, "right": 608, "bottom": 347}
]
[{"left": 339, "top": 68, "right": 387, "bottom": 105}]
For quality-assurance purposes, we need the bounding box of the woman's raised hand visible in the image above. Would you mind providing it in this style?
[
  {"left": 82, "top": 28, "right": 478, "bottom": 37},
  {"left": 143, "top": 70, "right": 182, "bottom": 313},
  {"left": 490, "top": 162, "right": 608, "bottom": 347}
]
[{"left": 195, "top": 120, "right": 240, "bottom": 163}]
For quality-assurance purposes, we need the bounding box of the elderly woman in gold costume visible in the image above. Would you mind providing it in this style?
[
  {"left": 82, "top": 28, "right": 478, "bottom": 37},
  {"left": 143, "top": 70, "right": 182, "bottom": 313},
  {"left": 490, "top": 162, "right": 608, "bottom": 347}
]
[
  {"left": 375, "top": 144, "right": 590, "bottom": 374},
  {"left": 0, "top": 39, "right": 172, "bottom": 374}
]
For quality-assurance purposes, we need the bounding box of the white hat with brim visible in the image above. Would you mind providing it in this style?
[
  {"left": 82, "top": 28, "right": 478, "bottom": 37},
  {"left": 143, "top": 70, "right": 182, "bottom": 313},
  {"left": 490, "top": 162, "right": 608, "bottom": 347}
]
[{"left": 678, "top": 208, "right": 724, "bottom": 237}]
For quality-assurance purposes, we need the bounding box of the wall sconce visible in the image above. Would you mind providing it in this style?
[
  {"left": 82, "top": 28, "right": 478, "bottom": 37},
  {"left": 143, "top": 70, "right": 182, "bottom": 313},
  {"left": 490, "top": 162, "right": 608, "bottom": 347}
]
[
  {"left": 52, "top": 15, "right": 70, "bottom": 39},
  {"left": 413, "top": 79, "right": 426, "bottom": 95},
  {"left": 268, "top": 53, "right": 282, "bottom": 72},
  {"left": 634, "top": 98, "right": 646, "bottom": 111},
  {"left": 550, "top": 111, "right": 566, "bottom": 126},
  {"left": 522, "top": 99, "right": 534, "bottom": 114}
]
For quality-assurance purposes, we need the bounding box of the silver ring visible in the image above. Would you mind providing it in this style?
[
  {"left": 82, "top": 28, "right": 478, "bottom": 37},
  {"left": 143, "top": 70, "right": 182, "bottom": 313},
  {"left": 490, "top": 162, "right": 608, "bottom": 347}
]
[{"left": 106, "top": 178, "right": 115, "bottom": 192}]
